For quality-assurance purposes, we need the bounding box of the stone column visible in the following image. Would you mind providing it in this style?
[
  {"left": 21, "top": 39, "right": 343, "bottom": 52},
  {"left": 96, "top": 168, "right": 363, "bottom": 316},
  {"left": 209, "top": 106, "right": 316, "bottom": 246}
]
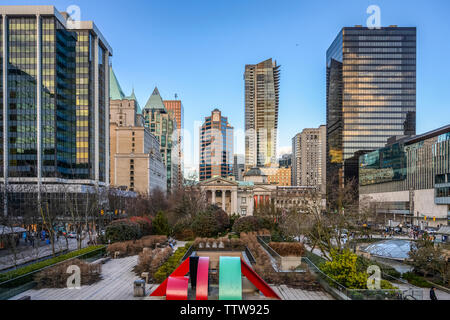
[
  {"left": 211, "top": 189, "right": 216, "bottom": 204},
  {"left": 232, "top": 190, "right": 238, "bottom": 215},
  {"left": 222, "top": 190, "right": 226, "bottom": 211}
]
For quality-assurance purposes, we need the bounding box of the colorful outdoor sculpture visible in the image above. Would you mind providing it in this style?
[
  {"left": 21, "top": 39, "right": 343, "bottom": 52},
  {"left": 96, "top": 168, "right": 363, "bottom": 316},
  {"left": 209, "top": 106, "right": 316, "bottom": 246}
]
[{"left": 150, "top": 256, "right": 281, "bottom": 300}]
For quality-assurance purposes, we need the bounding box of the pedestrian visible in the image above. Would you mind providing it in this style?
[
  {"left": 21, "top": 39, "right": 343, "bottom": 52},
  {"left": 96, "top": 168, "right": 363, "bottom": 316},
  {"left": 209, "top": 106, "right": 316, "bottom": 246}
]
[{"left": 430, "top": 287, "right": 438, "bottom": 301}]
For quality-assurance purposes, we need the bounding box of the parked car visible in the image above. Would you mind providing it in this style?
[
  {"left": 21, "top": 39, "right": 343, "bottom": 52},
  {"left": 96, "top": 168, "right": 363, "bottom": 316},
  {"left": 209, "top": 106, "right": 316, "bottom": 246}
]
[{"left": 67, "top": 232, "right": 77, "bottom": 239}]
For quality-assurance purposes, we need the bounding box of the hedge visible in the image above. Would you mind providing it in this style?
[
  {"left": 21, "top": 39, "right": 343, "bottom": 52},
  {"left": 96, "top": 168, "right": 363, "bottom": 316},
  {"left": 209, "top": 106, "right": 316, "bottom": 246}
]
[
  {"left": 402, "top": 272, "right": 433, "bottom": 288},
  {"left": 153, "top": 243, "right": 191, "bottom": 283},
  {"left": 106, "top": 220, "right": 142, "bottom": 243},
  {"left": 0, "top": 245, "right": 105, "bottom": 285}
]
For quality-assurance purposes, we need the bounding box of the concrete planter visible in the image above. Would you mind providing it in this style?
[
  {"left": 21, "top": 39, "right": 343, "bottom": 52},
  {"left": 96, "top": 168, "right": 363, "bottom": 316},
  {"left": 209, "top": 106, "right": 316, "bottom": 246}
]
[{"left": 280, "top": 256, "right": 302, "bottom": 271}]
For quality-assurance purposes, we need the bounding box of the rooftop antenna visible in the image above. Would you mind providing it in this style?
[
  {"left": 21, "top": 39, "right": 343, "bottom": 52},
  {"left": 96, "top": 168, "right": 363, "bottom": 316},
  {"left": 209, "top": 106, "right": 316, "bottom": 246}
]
[{"left": 175, "top": 93, "right": 178, "bottom": 100}]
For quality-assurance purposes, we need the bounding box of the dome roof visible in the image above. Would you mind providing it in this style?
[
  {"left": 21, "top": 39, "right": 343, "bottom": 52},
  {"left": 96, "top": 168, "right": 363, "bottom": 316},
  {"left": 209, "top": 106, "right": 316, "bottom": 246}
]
[
  {"left": 244, "top": 167, "right": 267, "bottom": 177},
  {"left": 362, "top": 240, "right": 415, "bottom": 260}
]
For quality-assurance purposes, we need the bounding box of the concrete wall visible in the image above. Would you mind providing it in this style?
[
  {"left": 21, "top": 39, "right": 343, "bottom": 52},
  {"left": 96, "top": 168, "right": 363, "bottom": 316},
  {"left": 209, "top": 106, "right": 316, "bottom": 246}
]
[{"left": 361, "top": 188, "right": 448, "bottom": 227}]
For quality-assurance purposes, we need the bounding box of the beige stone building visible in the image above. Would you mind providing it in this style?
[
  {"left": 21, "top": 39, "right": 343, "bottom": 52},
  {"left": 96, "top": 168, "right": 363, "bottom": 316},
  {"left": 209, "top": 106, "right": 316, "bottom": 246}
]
[
  {"left": 292, "top": 125, "right": 327, "bottom": 194},
  {"left": 197, "top": 167, "right": 310, "bottom": 216},
  {"left": 109, "top": 68, "right": 167, "bottom": 194}
]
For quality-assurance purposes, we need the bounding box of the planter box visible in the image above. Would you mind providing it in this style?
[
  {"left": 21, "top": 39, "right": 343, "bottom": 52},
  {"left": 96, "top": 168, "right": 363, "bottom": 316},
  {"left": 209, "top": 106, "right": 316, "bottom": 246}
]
[{"left": 280, "top": 256, "right": 302, "bottom": 271}]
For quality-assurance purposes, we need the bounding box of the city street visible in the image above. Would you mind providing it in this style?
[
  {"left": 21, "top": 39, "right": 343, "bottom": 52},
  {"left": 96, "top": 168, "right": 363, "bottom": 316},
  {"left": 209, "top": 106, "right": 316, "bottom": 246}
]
[{"left": 0, "top": 238, "right": 88, "bottom": 272}]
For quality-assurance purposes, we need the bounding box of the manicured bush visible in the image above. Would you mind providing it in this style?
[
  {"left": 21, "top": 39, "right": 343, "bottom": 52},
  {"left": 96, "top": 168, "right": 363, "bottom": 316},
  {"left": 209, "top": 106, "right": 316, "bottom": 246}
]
[
  {"left": 402, "top": 272, "right": 433, "bottom": 288},
  {"left": 34, "top": 259, "right": 102, "bottom": 289},
  {"left": 321, "top": 249, "right": 368, "bottom": 289},
  {"left": 232, "top": 216, "right": 263, "bottom": 234},
  {"left": 269, "top": 242, "right": 305, "bottom": 257},
  {"left": 133, "top": 247, "right": 173, "bottom": 278},
  {"left": 152, "top": 211, "right": 170, "bottom": 235},
  {"left": 106, "top": 220, "right": 142, "bottom": 243},
  {"left": 0, "top": 245, "right": 105, "bottom": 284},
  {"left": 153, "top": 243, "right": 191, "bottom": 283},
  {"left": 106, "top": 235, "right": 168, "bottom": 258},
  {"left": 129, "top": 216, "right": 152, "bottom": 236},
  {"left": 191, "top": 211, "right": 219, "bottom": 238},
  {"left": 191, "top": 207, "right": 229, "bottom": 238}
]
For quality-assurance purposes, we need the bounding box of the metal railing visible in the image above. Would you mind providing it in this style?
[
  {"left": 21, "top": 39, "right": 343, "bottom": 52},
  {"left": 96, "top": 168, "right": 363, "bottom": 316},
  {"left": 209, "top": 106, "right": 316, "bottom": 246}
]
[
  {"left": 181, "top": 245, "right": 194, "bottom": 262},
  {"left": 303, "top": 252, "right": 423, "bottom": 300},
  {"left": 245, "top": 246, "right": 256, "bottom": 265},
  {"left": 256, "top": 236, "right": 282, "bottom": 267},
  {"left": 0, "top": 246, "right": 106, "bottom": 300}
]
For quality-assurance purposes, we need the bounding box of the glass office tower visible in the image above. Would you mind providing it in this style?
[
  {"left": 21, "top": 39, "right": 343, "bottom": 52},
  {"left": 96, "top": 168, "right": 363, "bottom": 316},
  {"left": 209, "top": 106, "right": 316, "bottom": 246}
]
[
  {"left": 199, "top": 109, "right": 234, "bottom": 181},
  {"left": 143, "top": 87, "right": 179, "bottom": 191},
  {"left": 0, "top": 6, "right": 112, "bottom": 216},
  {"left": 326, "top": 26, "right": 417, "bottom": 190}
]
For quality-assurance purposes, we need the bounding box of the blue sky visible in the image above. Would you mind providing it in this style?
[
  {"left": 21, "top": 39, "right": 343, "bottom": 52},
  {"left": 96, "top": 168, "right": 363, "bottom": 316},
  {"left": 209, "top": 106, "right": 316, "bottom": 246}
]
[{"left": 8, "top": 0, "right": 450, "bottom": 168}]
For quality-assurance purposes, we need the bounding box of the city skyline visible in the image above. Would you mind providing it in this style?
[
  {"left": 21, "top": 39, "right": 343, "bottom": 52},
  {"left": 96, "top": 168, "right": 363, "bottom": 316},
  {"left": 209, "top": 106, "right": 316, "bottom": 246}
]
[{"left": 8, "top": 0, "right": 450, "bottom": 163}]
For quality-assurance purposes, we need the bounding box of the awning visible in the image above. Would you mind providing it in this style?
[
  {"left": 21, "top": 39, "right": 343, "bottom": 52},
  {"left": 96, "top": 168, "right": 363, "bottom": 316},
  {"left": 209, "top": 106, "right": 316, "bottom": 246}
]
[
  {"left": 437, "top": 226, "right": 450, "bottom": 236},
  {"left": 0, "top": 225, "right": 27, "bottom": 235}
]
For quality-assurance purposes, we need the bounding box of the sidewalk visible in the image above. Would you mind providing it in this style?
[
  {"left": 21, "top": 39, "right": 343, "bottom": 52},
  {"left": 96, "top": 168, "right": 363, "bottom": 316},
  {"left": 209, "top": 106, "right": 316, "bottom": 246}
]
[{"left": 0, "top": 238, "right": 88, "bottom": 272}]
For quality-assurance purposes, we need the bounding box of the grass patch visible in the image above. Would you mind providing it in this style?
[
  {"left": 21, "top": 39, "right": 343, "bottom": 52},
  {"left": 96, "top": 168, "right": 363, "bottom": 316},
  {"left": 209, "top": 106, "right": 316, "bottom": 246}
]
[
  {"left": 402, "top": 272, "right": 433, "bottom": 288},
  {"left": 153, "top": 243, "right": 192, "bottom": 284},
  {"left": 0, "top": 245, "right": 105, "bottom": 285}
]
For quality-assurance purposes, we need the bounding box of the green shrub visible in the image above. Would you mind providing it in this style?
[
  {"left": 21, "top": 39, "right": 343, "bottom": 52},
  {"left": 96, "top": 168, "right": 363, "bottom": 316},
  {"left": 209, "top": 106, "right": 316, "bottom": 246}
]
[
  {"left": 152, "top": 211, "right": 170, "bottom": 236},
  {"left": 0, "top": 245, "right": 105, "bottom": 285},
  {"left": 129, "top": 216, "right": 152, "bottom": 236},
  {"left": 321, "top": 249, "right": 368, "bottom": 289},
  {"left": 106, "top": 220, "right": 141, "bottom": 243},
  {"left": 232, "top": 216, "right": 263, "bottom": 234},
  {"left": 381, "top": 280, "right": 398, "bottom": 290},
  {"left": 191, "top": 207, "right": 229, "bottom": 238},
  {"left": 356, "top": 256, "right": 401, "bottom": 279},
  {"left": 402, "top": 272, "right": 433, "bottom": 288},
  {"left": 153, "top": 243, "right": 191, "bottom": 283}
]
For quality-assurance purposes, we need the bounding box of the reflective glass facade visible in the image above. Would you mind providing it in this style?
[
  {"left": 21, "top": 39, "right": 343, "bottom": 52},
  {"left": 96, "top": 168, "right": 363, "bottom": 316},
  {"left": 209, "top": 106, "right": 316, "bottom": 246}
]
[
  {"left": 143, "top": 108, "right": 177, "bottom": 190},
  {"left": 6, "top": 16, "right": 76, "bottom": 178},
  {"left": 327, "top": 27, "right": 416, "bottom": 188},
  {"left": 199, "top": 109, "right": 233, "bottom": 181},
  {"left": 74, "top": 30, "right": 93, "bottom": 178},
  {"left": 7, "top": 17, "right": 38, "bottom": 177},
  {"left": 42, "top": 17, "right": 76, "bottom": 178},
  {"left": 360, "top": 126, "right": 450, "bottom": 194},
  {"left": 0, "top": 10, "right": 111, "bottom": 183}
]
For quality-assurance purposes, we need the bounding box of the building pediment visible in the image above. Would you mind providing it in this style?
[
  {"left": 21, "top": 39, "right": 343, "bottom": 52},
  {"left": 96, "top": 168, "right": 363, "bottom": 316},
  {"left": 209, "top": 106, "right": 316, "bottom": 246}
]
[
  {"left": 199, "top": 177, "right": 238, "bottom": 187},
  {"left": 253, "top": 186, "right": 273, "bottom": 193}
]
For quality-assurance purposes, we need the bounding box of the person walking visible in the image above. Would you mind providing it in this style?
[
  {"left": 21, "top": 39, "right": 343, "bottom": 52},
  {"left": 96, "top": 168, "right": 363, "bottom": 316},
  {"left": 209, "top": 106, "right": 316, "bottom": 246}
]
[{"left": 430, "top": 287, "right": 438, "bottom": 300}]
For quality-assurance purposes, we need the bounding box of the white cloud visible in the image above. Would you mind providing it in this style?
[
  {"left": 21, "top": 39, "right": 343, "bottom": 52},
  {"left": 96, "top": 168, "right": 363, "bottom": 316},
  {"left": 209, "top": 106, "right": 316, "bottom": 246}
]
[{"left": 277, "top": 146, "right": 292, "bottom": 158}]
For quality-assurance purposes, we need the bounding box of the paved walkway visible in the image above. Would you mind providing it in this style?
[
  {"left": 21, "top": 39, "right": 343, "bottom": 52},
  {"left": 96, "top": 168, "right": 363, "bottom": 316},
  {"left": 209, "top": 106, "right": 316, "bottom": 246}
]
[
  {"left": 12, "top": 255, "right": 147, "bottom": 300},
  {"left": 0, "top": 238, "right": 88, "bottom": 272},
  {"left": 271, "top": 285, "right": 334, "bottom": 300},
  {"left": 10, "top": 240, "right": 188, "bottom": 300}
]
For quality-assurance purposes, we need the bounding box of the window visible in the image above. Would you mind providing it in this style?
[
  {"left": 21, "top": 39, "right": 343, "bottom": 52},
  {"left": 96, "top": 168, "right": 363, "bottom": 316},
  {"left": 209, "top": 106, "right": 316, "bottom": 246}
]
[
  {"left": 241, "top": 208, "right": 247, "bottom": 216},
  {"left": 241, "top": 197, "right": 247, "bottom": 204}
]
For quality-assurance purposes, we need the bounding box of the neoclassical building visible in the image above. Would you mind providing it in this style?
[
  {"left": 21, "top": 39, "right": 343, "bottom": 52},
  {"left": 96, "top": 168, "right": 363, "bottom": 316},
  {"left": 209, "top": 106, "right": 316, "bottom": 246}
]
[{"left": 197, "top": 168, "right": 311, "bottom": 216}]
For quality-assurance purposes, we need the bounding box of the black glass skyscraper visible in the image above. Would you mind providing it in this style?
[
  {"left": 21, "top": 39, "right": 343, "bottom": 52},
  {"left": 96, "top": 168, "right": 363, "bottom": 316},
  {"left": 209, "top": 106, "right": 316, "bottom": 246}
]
[
  {"left": 0, "top": 6, "right": 112, "bottom": 216},
  {"left": 326, "top": 26, "right": 416, "bottom": 189}
]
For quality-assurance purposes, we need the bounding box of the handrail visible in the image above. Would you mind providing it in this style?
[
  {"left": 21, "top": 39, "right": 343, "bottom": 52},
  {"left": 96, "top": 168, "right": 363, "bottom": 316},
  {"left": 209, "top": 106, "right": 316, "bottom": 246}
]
[
  {"left": 181, "top": 245, "right": 194, "bottom": 262},
  {"left": 256, "top": 236, "right": 282, "bottom": 264},
  {"left": 245, "top": 246, "right": 256, "bottom": 265},
  {"left": 0, "top": 245, "right": 106, "bottom": 287}
]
